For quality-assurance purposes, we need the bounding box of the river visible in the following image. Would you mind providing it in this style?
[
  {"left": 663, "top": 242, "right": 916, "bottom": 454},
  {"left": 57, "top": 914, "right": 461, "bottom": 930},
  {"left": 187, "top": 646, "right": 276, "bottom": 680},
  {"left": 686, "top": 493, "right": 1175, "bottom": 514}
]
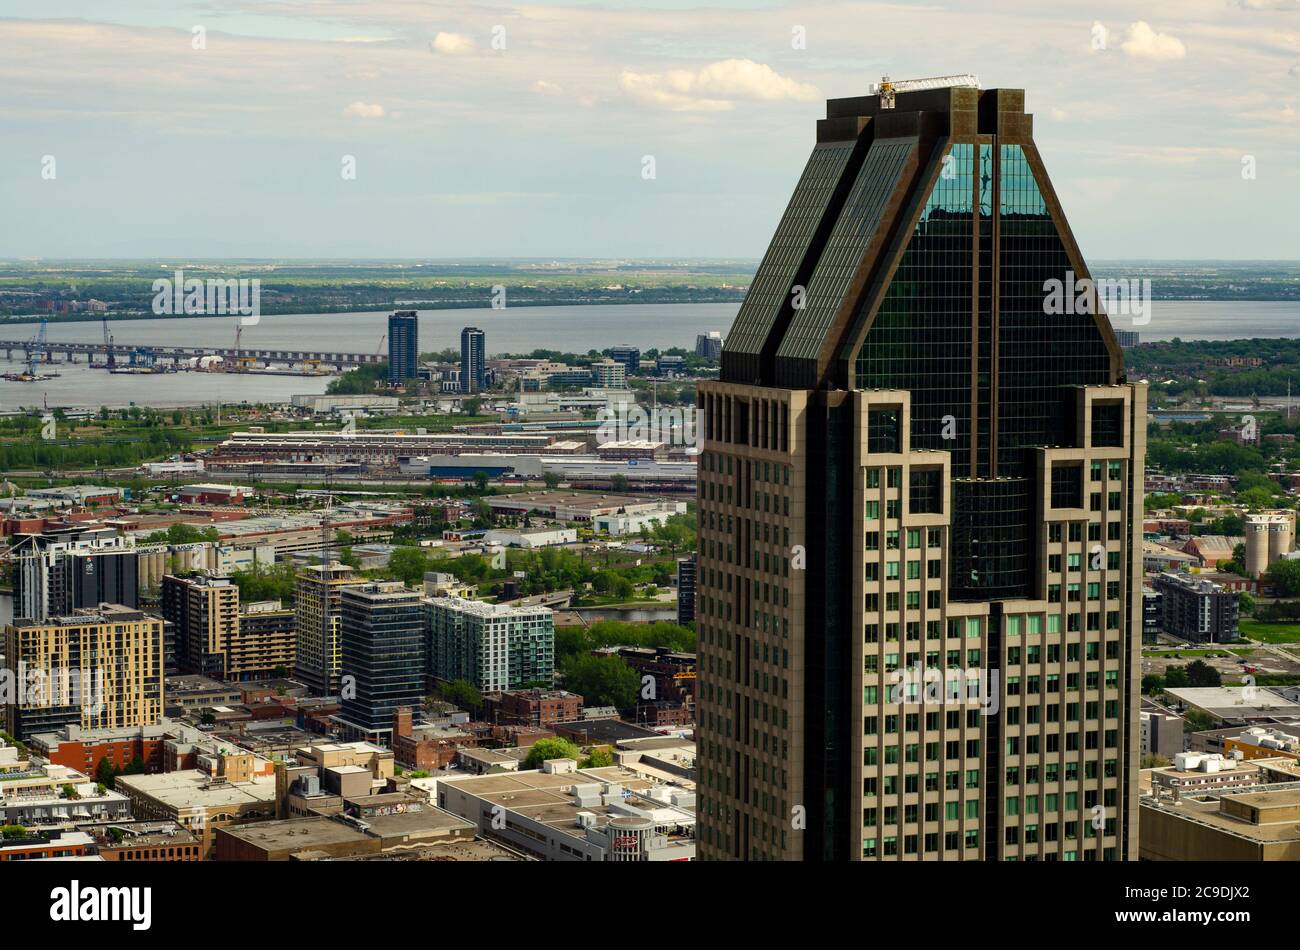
[{"left": 0, "top": 300, "right": 1294, "bottom": 411}]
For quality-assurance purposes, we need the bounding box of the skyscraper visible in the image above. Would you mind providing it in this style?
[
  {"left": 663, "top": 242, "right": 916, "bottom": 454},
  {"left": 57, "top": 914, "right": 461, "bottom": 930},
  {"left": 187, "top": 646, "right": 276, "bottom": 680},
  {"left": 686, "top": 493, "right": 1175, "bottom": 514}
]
[
  {"left": 387, "top": 310, "right": 419, "bottom": 384},
  {"left": 695, "top": 84, "right": 1145, "bottom": 861},
  {"left": 460, "top": 326, "right": 486, "bottom": 394},
  {"left": 294, "top": 561, "right": 358, "bottom": 695},
  {"left": 337, "top": 582, "right": 424, "bottom": 745}
]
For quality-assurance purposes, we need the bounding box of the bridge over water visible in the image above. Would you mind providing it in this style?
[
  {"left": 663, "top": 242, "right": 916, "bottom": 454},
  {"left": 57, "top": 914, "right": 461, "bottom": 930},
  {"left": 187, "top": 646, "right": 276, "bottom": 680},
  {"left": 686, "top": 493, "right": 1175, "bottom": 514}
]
[{"left": 0, "top": 340, "right": 384, "bottom": 368}]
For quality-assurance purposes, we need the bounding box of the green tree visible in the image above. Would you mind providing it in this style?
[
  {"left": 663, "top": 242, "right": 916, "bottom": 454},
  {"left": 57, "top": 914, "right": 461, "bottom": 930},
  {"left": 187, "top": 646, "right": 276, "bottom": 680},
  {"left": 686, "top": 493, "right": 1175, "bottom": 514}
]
[
  {"left": 436, "top": 679, "right": 483, "bottom": 713},
  {"left": 1184, "top": 709, "right": 1216, "bottom": 732},
  {"left": 523, "top": 737, "right": 582, "bottom": 769},
  {"left": 1184, "top": 659, "right": 1222, "bottom": 688},
  {"left": 561, "top": 653, "right": 640, "bottom": 710},
  {"left": 580, "top": 749, "right": 614, "bottom": 769},
  {"left": 387, "top": 547, "right": 430, "bottom": 586},
  {"left": 1266, "top": 559, "right": 1300, "bottom": 597},
  {"left": 543, "top": 471, "right": 561, "bottom": 490}
]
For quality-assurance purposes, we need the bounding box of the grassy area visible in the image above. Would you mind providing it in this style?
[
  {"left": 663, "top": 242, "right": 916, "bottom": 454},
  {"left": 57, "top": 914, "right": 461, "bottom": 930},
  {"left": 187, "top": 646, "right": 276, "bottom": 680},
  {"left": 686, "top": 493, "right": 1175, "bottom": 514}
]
[{"left": 1238, "top": 621, "right": 1300, "bottom": 644}]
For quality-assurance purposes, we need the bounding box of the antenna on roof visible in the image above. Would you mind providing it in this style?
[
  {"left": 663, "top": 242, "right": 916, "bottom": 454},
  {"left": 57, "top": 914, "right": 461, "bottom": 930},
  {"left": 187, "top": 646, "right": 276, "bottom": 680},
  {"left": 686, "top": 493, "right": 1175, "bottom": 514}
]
[{"left": 873, "top": 74, "right": 980, "bottom": 109}]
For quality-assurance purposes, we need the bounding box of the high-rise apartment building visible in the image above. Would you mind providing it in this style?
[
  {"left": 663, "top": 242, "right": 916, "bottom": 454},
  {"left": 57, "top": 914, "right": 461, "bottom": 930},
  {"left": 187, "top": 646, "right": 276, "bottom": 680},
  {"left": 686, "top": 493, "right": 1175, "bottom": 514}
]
[
  {"left": 235, "top": 601, "right": 297, "bottom": 680},
  {"left": 161, "top": 573, "right": 240, "bottom": 679},
  {"left": 336, "top": 582, "right": 425, "bottom": 745},
  {"left": 425, "top": 597, "right": 554, "bottom": 693},
  {"left": 460, "top": 326, "right": 486, "bottom": 393},
  {"left": 160, "top": 573, "right": 295, "bottom": 681},
  {"left": 1153, "top": 572, "right": 1238, "bottom": 644},
  {"left": 3, "top": 605, "right": 164, "bottom": 740},
  {"left": 294, "top": 561, "right": 358, "bottom": 695},
  {"left": 695, "top": 84, "right": 1145, "bottom": 861},
  {"left": 13, "top": 534, "right": 139, "bottom": 622},
  {"left": 387, "top": 310, "right": 419, "bottom": 384}
]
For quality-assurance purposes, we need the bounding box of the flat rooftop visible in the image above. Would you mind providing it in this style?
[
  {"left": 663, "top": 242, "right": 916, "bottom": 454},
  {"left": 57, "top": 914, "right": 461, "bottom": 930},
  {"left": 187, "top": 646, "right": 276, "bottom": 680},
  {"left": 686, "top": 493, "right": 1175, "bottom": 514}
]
[
  {"left": 553, "top": 718, "right": 661, "bottom": 744},
  {"left": 440, "top": 765, "right": 694, "bottom": 840},
  {"left": 1166, "top": 687, "right": 1300, "bottom": 719},
  {"left": 1141, "top": 782, "right": 1300, "bottom": 843},
  {"left": 218, "top": 817, "right": 367, "bottom": 852},
  {"left": 116, "top": 771, "right": 276, "bottom": 809}
]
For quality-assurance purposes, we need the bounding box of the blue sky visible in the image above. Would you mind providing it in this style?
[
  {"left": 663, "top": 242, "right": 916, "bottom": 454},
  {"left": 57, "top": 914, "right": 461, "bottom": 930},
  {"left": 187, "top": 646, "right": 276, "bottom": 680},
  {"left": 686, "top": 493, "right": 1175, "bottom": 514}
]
[{"left": 1, "top": 0, "right": 1298, "bottom": 260}]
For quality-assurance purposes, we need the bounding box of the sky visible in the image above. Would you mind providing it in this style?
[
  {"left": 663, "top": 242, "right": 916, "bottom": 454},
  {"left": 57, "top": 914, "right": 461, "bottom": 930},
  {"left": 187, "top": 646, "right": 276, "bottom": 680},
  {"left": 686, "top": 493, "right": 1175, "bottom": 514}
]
[{"left": 0, "top": 0, "right": 1297, "bottom": 260}]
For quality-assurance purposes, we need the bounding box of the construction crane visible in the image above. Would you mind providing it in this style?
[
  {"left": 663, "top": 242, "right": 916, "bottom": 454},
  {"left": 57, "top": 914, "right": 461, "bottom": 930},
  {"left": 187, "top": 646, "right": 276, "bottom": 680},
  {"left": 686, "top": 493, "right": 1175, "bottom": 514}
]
[
  {"left": 101, "top": 314, "right": 115, "bottom": 368},
  {"left": 26, "top": 317, "right": 48, "bottom": 377},
  {"left": 873, "top": 74, "right": 979, "bottom": 110},
  {"left": 233, "top": 323, "right": 256, "bottom": 372},
  {"left": 375, "top": 333, "right": 386, "bottom": 357}
]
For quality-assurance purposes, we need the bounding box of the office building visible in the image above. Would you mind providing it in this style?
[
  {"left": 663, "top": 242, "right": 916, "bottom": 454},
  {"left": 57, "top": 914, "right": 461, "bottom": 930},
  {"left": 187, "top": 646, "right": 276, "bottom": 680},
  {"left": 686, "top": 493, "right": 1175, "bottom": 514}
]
[
  {"left": 589, "top": 359, "right": 626, "bottom": 388},
  {"left": 336, "top": 582, "right": 425, "bottom": 745},
  {"left": 460, "top": 326, "right": 486, "bottom": 393},
  {"left": 426, "top": 596, "right": 555, "bottom": 693},
  {"left": 3, "top": 605, "right": 164, "bottom": 740},
  {"left": 677, "top": 554, "right": 697, "bottom": 625},
  {"left": 294, "top": 561, "right": 359, "bottom": 695},
  {"left": 696, "top": 331, "right": 723, "bottom": 359},
  {"left": 1153, "top": 572, "right": 1238, "bottom": 643},
  {"left": 161, "top": 573, "right": 240, "bottom": 679},
  {"left": 387, "top": 310, "right": 419, "bottom": 384},
  {"left": 696, "top": 83, "right": 1145, "bottom": 860},
  {"left": 656, "top": 354, "right": 687, "bottom": 376},
  {"left": 609, "top": 344, "right": 641, "bottom": 375}
]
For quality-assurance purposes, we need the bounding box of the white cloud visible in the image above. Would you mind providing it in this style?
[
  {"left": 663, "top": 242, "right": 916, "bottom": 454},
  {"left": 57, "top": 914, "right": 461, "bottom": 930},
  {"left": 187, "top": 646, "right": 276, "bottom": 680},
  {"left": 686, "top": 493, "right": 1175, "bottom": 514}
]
[
  {"left": 1120, "top": 22, "right": 1187, "bottom": 61},
  {"left": 1235, "top": 0, "right": 1300, "bottom": 9},
  {"left": 430, "top": 32, "right": 475, "bottom": 55},
  {"left": 343, "top": 101, "right": 385, "bottom": 118},
  {"left": 620, "top": 58, "right": 818, "bottom": 112},
  {"left": 531, "top": 80, "right": 563, "bottom": 96}
]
